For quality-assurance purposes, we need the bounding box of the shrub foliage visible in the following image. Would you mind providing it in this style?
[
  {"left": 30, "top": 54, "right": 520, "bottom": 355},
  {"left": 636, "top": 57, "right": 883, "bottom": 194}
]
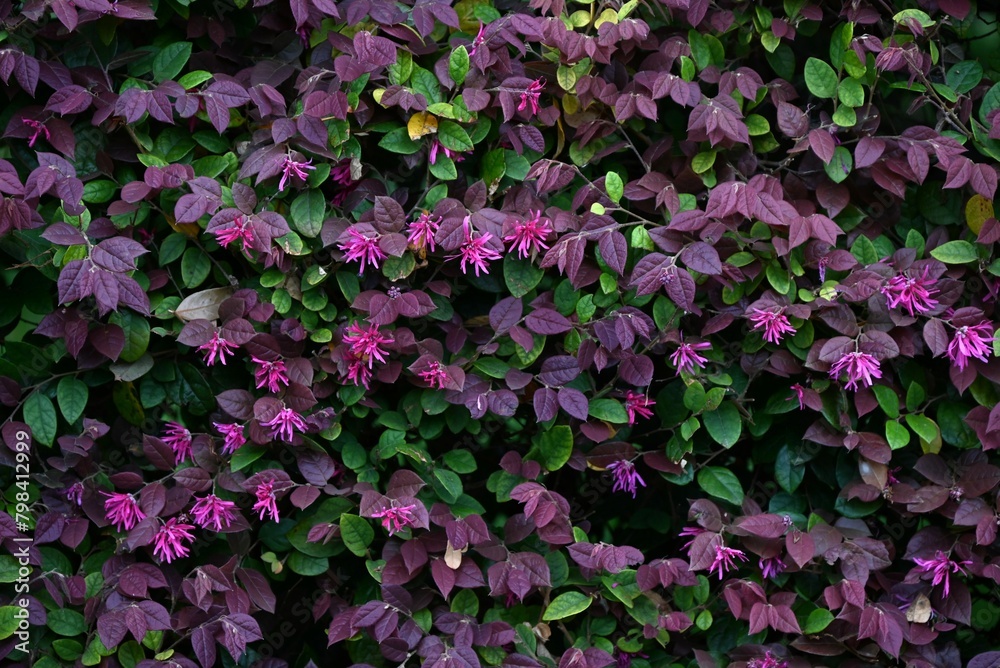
[{"left": 4, "top": 0, "right": 1000, "bottom": 667}]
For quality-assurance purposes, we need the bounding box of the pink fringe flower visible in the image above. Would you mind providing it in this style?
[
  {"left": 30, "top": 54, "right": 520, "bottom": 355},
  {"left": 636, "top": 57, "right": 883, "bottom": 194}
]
[
  {"left": 251, "top": 356, "right": 290, "bottom": 394},
  {"left": 277, "top": 156, "right": 316, "bottom": 191},
  {"left": 23, "top": 118, "right": 49, "bottom": 147},
  {"left": 214, "top": 215, "right": 254, "bottom": 251},
  {"left": 345, "top": 356, "right": 373, "bottom": 389},
  {"left": 467, "top": 22, "right": 487, "bottom": 57},
  {"left": 882, "top": 268, "right": 938, "bottom": 317},
  {"left": 518, "top": 78, "right": 545, "bottom": 116},
  {"left": 407, "top": 212, "right": 441, "bottom": 252},
  {"left": 709, "top": 543, "right": 748, "bottom": 580},
  {"left": 102, "top": 492, "right": 146, "bottom": 532},
  {"left": 371, "top": 502, "right": 418, "bottom": 535},
  {"left": 759, "top": 556, "right": 786, "bottom": 580},
  {"left": 623, "top": 391, "right": 655, "bottom": 424},
  {"left": 338, "top": 227, "right": 387, "bottom": 272},
  {"left": 162, "top": 422, "right": 193, "bottom": 464},
  {"left": 418, "top": 360, "right": 449, "bottom": 389},
  {"left": 261, "top": 406, "right": 307, "bottom": 442},
  {"left": 504, "top": 210, "right": 552, "bottom": 259},
  {"left": 190, "top": 494, "right": 238, "bottom": 531},
  {"left": 66, "top": 482, "right": 84, "bottom": 506},
  {"left": 197, "top": 331, "right": 237, "bottom": 367},
  {"left": 947, "top": 321, "right": 993, "bottom": 370},
  {"left": 749, "top": 308, "right": 796, "bottom": 344},
  {"left": 829, "top": 350, "right": 882, "bottom": 390},
  {"left": 152, "top": 518, "right": 196, "bottom": 563},
  {"left": 449, "top": 217, "right": 501, "bottom": 276},
  {"left": 912, "top": 550, "right": 972, "bottom": 597},
  {"left": 213, "top": 422, "right": 246, "bottom": 455},
  {"left": 670, "top": 338, "right": 711, "bottom": 375},
  {"left": 607, "top": 460, "right": 646, "bottom": 498},
  {"left": 343, "top": 322, "right": 393, "bottom": 369},
  {"left": 253, "top": 480, "right": 280, "bottom": 521}
]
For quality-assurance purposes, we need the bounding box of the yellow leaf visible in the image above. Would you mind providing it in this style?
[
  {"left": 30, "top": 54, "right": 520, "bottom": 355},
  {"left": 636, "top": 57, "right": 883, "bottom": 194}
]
[
  {"left": 165, "top": 213, "right": 201, "bottom": 238},
  {"left": 594, "top": 8, "right": 618, "bottom": 28},
  {"left": 407, "top": 111, "right": 439, "bottom": 141},
  {"left": 966, "top": 194, "right": 994, "bottom": 234}
]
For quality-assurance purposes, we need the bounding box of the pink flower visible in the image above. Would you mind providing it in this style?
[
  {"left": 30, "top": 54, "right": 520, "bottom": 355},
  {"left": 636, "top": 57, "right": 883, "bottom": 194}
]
[
  {"left": 790, "top": 383, "right": 806, "bottom": 410},
  {"left": 102, "top": 492, "right": 146, "bottom": 532},
  {"left": 747, "top": 652, "right": 788, "bottom": 668},
  {"left": 749, "top": 308, "right": 796, "bottom": 344},
  {"left": 23, "top": 118, "right": 49, "bottom": 147},
  {"left": 679, "top": 526, "right": 706, "bottom": 552},
  {"left": 162, "top": 422, "right": 193, "bottom": 464},
  {"left": 214, "top": 215, "right": 254, "bottom": 251},
  {"left": 213, "top": 422, "right": 246, "bottom": 455},
  {"left": 467, "top": 22, "right": 487, "bottom": 57},
  {"left": 882, "top": 268, "right": 938, "bottom": 317},
  {"left": 912, "top": 550, "right": 972, "bottom": 596},
  {"left": 623, "top": 391, "right": 655, "bottom": 424},
  {"left": 829, "top": 350, "right": 882, "bottom": 390},
  {"left": 371, "top": 502, "right": 418, "bottom": 535},
  {"left": 343, "top": 322, "right": 393, "bottom": 369},
  {"left": 277, "top": 156, "right": 316, "bottom": 191},
  {"left": 428, "top": 140, "right": 465, "bottom": 165},
  {"left": 190, "top": 494, "right": 238, "bottom": 531},
  {"left": 407, "top": 212, "right": 441, "bottom": 252},
  {"left": 152, "top": 518, "right": 196, "bottom": 563},
  {"left": 449, "top": 217, "right": 502, "bottom": 276},
  {"left": 759, "top": 556, "right": 786, "bottom": 580},
  {"left": 338, "top": 227, "right": 387, "bottom": 272},
  {"left": 252, "top": 480, "right": 280, "bottom": 521},
  {"left": 418, "top": 360, "right": 449, "bottom": 389},
  {"left": 345, "top": 356, "right": 373, "bottom": 389},
  {"left": 503, "top": 210, "right": 552, "bottom": 259},
  {"left": 330, "top": 162, "right": 353, "bottom": 185},
  {"left": 66, "top": 482, "right": 84, "bottom": 506},
  {"left": 709, "top": 543, "right": 748, "bottom": 580},
  {"left": 947, "top": 320, "right": 993, "bottom": 369},
  {"left": 251, "top": 356, "right": 290, "bottom": 393},
  {"left": 607, "top": 460, "right": 646, "bottom": 498},
  {"left": 670, "top": 338, "right": 711, "bottom": 375},
  {"left": 197, "top": 331, "right": 237, "bottom": 367},
  {"left": 261, "top": 406, "right": 307, "bottom": 442},
  {"left": 517, "top": 78, "right": 545, "bottom": 116}
]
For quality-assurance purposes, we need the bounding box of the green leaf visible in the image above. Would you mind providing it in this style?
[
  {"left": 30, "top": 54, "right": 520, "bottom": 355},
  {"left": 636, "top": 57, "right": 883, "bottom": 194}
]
[
  {"left": 0, "top": 607, "right": 20, "bottom": 640},
  {"left": 804, "top": 57, "right": 838, "bottom": 98},
  {"left": 47, "top": 608, "right": 87, "bottom": 636},
  {"left": 178, "top": 70, "right": 213, "bottom": 89},
  {"left": 702, "top": 401, "right": 741, "bottom": 448},
  {"left": 893, "top": 9, "right": 934, "bottom": 28},
  {"left": 837, "top": 77, "right": 865, "bottom": 107},
  {"left": 482, "top": 148, "right": 506, "bottom": 185},
  {"left": 605, "top": 172, "right": 624, "bottom": 204},
  {"left": 536, "top": 425, "right": 573, "bottom": 471},
  {"left": 340, "top": 513, "right": 374, "bottom": 556},
  {"left": 505, "top": 151, "right": 531, "bottom": 181},
  {"left": 906, "top": 413, "right": 939, "bottom": 444},
  {"left": 691, "top": 151, "right": 716, "bottom": 174},
  {"left": 930, "top": 240, "right": 978, "bottom": 264},
  {"left": 152, "top": 42, "right": 192, "bottom": 83},
  {"left": 290, "top": 190, "right": 325, "bottom": 238},
  {"left": 697, "top": 466, "right": 744, "bottom": 505},
  {"left": 378, "top": 127, "right": 421, "bottom": 154},
  {"left": 287, "top": 552, "right": 329, "bottom": 576},
  {"left": 765, "top": 263, "right": 791, "bottom": 294},
  {"left": 110, "top": 310, "right": 150, "bottom": 363},
  {"left": 433, "top": 468, "right": 463, "bottom": 503},
  {"left": 947, "top": 61, "right": 983, "bottom": 95},
  {"left": 410, "top": 66, "right": 443, "bottom": 105},
  {"left": 588, "top": 398, "right": 629, "bottom": 424},
  {"left": 872, "top": 385, "right": 899, "bottom": 418},
  {"left": 428, "top": 155, "right": 458, "bottom": 180},
  {"left": 443, "top": 449, "right": 477, "bottom": 474},
  {"left": 23, "top": 392, "right": 57, "bottom": 446},
  {"left": 832, "top": 105, "right": 857, "bottom": 128},
  {"left": 850, "top": 235, "right": 878, "bottom": 265},
  {"left": 886, "top": 421, "right": 910, "bottom": 449},
  {"left": 180, "top": 247, "right": 211, "bottom": 288},
  {"left": 803, "top": 608, "right": 834, "bottom": 634},
  {"left": 436, "top": 120, "right": 473, "bottom": 152},
  {"left": 775, "top": 445, "right": 804, "bottom": 493},
  {"left": 542, "top": 592, "right": 592, "bottom": 621},
  {"left": 504, "top": 255, "right": 543, "bottom": 298},
  {"left": 230, "top": 444, "right": 267, "bottom": 472},
  {"left": 57, "top": 377, "right": 89, "bottom": 424},
  {"left": 449, "top": 46, "right": 469, "bottom": 86}
]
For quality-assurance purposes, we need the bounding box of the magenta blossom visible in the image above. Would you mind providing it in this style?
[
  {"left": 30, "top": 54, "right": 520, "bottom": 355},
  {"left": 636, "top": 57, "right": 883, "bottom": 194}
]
[
  {"left": 749, "top": 308, "right": 796, "bottom": 344},
  {"left": 23, "top": 118, "right": 49, "bottom": 147},
  {"left": 670, "top": 338, "right": 711, "bottom": 375},
  {"left": 371, "top": 502, "right": 418, "bottom": 535},
  {"left": 759, "top": 556, "right": 786, "bottom": 580},
  {"left": 418, "top": 360, "right": 449, "bottom": 389},
  {"left": 912, "top": 550, "right": 972, "bottom": 596},
  {"left": 152, "top": 518, "right": 196, "bottom": 563},
  {"left": 504, "top": 210, "right": 552, "bottom": 259},
  {"left": 518, "top": 78, "right": 545, "bottom": 116},
  {"left": 790, "top": 383, "right": 806, "bottom": 410},
  {"left": 947, "top": 320, "right": 993, "bottom": 370},
  {"left": 338, "top": 227, "right": 387, "bottom": 273},
  {"left": 343, "top": 322, "right": 393, "bottom": 369},
  {"left": 407, "top": 211, "right": 441, "bottom": 252},
  {"left": 344, "top": 355, "right": 373, "bottom": 389},
  {"left": 251, "top": 356, "right": 290, "bottom": 394},
  {"left": 66, "top": 482, "right": 84, "bottom": 506},
  {"left": 330, "top": 162, "right": 353, "bottom": 185},
  {"left": 252, "top": 480, "right": 280, "bottom": 521},
  {"left": 213, "top": 422, "right": 246, "bottom": 455},
  {"left": 747, "top": 652, "right": 788, "bottom": 668},
  {"left": 190, "top": 494, "right": 238, "bottom": 531},
  {"left": 162, "top": 422, "right": 193, "bottom": 464},
  {"left": 428, "top": 139, "right": 465, "bottom": 165},
  {"left": 448, "top": 217, "right": 502, "bottom": 276},
  {"left": 214, "top": 215, "right": 254, "bottom": 251},
  {"left": 467, "top": 22, "right": 487, "bottom": 57},
  {"left": 261, "top": 406, "right": 307, "bottom": 442},
  {"left": 679, "top": 526, "right": 707, "bottom": 552},
  {"left": 623, "top": 391, "right": 655, "bottom": 424},
  {"left": 882, "top": 268, "right": 938, "bottom": 316},
  {"left": 607, "top": 460, "right": 646, "bottom": 498},
  {"left": 709, "top": 543, "right": 748, "bottom": 580},
  {"left": 102, "top": 492, "right": 146, "bottom": 532},
  {"left": 197, "top": 331, "right": 237, "bottom": 367},
  {"left": 829, "top": 350, "right": 881, "bottom": 390},
  {"left": 277, "top": 156, "right": 316, "bottom": 191}
]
